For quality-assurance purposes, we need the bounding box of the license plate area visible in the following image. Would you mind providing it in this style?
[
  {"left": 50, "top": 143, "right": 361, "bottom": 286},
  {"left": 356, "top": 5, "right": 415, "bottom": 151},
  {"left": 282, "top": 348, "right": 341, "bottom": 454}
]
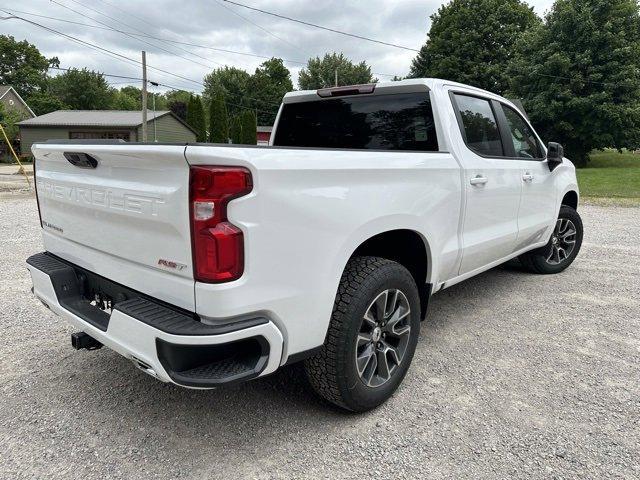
[{"left": 40, "top": 254, "right": 154, "bottom": 331}]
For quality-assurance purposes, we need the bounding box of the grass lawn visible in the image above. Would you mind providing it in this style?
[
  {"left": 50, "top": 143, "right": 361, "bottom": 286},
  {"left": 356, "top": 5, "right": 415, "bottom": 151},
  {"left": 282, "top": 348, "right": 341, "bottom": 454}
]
[{"left": 576, "top": 149, "right": 640, "bottom": 200}]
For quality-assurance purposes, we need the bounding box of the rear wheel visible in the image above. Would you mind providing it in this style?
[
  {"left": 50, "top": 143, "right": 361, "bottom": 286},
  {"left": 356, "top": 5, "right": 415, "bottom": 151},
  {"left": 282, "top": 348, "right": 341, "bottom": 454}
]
[
  {"left": 304, "top": 256, "right": 420, "bottom": 412},
  {"left": 519, "top": 205, "right": 583, "bottom": 274}
]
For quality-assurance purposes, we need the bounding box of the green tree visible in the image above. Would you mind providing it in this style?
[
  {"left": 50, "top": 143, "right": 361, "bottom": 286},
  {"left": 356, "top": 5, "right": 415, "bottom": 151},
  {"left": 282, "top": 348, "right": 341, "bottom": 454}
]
[
  {"left": 0, "top": 35, "right": 59, "bottom": 99},
  {"left": 186, "top": 95, "right": 207, "bottom": 142},
  {"left": 203, "top": 66, "right": 251, "bottom": 117},
  {"left": 164, "top": 89, "right": 192, "bottom": 106},
  {"left": 239, "top": 110, "right": 257, "bottom": 145},
  {"left": 508, "top": 0, "right": 640, "bottom": 166},
  {"left": 164, "top": 90, "right": 192, "bottom": 121},
  {"left": 121, "top": 86, "right": 142, "bottom": 102},
  {"left": 209, "top": 92, "right": 229, "bottom": 143},
  {"left": 245, "top": 58, "right": 292, "bottom": 125},
  {"left": 48, "top": 68, "right": 115, "bottom": 110},
  {"left": 149, "top": 92, "right": 167, "bottom": 111},
  {"left": 229, "top": 114, "right": 242, "bottom": 144},
  {"left": 24, "top": 91, "right": 67, "bottom": 115},
  {"left": 409, "top": 0, "right": 539, "bottom": 93},
  {"left": 298, "top": 53, "right": 375, "bottom": 90},
  {"left": 167, "top": 99, "right": 188, "bottom": 120},
  {"left": 0, "top": 102, "right": 28, "bottom": 158},
  {"left": 185, "top": 95, "right": 196, "bottom": 127},
  {"left": 112, "top": 89, "right": 139, "bottom": 110}
]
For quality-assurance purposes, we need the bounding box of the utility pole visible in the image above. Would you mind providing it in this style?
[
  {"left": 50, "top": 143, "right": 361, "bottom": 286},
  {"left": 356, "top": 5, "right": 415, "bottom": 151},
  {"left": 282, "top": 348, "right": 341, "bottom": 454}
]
[
  {"left": 335, "top": 68, "right": 338, "bottom": 87},
  {"left": 141, "top": 50, "right": 148, "bottom": 142},
  {"left": 152, "top": 92, "right": 157, "bottom": 142}
]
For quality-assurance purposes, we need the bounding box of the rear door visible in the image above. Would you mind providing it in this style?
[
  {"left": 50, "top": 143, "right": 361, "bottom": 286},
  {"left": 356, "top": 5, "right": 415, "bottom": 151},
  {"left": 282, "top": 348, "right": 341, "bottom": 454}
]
[
  {"left": 32, "top": 142, "right": 195, "bottom": 310},
  {"left": 449, "top": 92, "right": 523, "bottom": 274}
]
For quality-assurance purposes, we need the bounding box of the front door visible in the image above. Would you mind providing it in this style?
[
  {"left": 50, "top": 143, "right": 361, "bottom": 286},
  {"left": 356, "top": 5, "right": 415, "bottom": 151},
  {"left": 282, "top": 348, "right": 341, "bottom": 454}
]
[
  {"left": 450, "top": 92, "right": 523, "bottom": 275},
  {"left": 497, "top": 103, "right": 557, "bottom": 249}
]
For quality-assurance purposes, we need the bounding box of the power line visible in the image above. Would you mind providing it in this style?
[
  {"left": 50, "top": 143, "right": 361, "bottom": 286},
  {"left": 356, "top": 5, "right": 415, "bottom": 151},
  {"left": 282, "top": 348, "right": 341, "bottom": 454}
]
[
  {"left": 2, "top": 12, "right": 279, "bottom": 114},
  {"left": 216, "top": 1, "right": 402, "bottom": 77},
  {"left": 3, "top": 6, "right": 398, "bottom": 78},
  {"left": 68, "top": 0, "right": 227, "bottom": 69},
  {"left": 38, "top": 4, "right": 292, "bottom": 107},
  {"left": 94, "top": 0, "right": 157, "bottom": 29},
  {"left": 0, "top": 11, "right": 142, "bottom": 71},
  {"left": 2, "top": 7, "right": 306, "bottom": 65},
  {"left": 3, "top": 8, "right": 399, "bottom": 111},
  {"left": 50, "top": 66, "right": 143, "bottom": 82},
  {"left": 52, "top": 0, "right": 219, "bottom": 71},
  {"left": 214, "top": 0, "right": 306, "bottom": 56},
  {"left": 48, "top": 65, "right": 188, "bottom": 92},
  {"left": 0, "top": 12, "right": 207, "bottom": 89},
  {"left": 49, "top": 66, "right": 171, "bottom": 89},
  {"left": 222, "top": 0, "right": 419, "bottom": 52},
  {"left": 53, "top": 0, "right": 224, "bottom": 69},
  {"left": 49, "top": 66, "right": 276, "bottom": 115}
]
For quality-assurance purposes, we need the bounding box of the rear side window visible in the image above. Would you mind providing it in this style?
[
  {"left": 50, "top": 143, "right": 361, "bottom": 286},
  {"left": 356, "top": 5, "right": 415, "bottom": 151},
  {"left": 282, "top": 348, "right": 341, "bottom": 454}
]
[
  {"left": 501, "top": 105, "right": 543, "bottom": 159},
  {"left": 453, "top": 94, "right": 504, "bottom": 157},
  {"left": 273, "top": 92, "right": 439, "bottom": 151}
]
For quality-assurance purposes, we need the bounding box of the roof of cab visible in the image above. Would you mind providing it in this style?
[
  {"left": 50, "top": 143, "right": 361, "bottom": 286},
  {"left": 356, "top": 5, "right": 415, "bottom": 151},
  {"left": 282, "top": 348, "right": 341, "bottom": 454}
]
[
  {"left": 282, "top": 78, "right": 504, "bottom": 104},
  {"left": 283, "top": 78, "right": 432, "bottom": 104},
  {"left": 281, "top": 78, "right": 525, "bottom": 117}
]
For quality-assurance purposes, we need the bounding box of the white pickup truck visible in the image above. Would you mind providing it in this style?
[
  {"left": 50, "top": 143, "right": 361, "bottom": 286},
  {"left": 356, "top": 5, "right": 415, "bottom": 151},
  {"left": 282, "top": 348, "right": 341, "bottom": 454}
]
[{"left": 27, "top": 78, "right": 582, "bottom": 411}]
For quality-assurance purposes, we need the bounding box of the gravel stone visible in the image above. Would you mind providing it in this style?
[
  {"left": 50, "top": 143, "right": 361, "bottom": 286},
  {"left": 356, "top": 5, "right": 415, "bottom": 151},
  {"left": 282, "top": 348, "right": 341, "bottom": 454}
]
[{"left": 1, "top": 194, "right": 639, "bottom": 479}]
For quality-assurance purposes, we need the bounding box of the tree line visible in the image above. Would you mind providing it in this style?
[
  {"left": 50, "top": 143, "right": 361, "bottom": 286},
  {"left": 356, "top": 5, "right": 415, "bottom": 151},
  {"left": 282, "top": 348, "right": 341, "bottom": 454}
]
[
  {"left": 1, "top": 0, "right": 639, "bottom": 162},
  {"left": 407, "top": 0, "right": 640, "bottom": 166}
]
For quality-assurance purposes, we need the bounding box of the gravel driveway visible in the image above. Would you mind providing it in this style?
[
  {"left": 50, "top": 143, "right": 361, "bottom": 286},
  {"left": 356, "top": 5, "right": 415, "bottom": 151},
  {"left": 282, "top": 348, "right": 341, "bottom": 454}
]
[{"left": 1, "top": 194, "right": 638, "bottom": 479}]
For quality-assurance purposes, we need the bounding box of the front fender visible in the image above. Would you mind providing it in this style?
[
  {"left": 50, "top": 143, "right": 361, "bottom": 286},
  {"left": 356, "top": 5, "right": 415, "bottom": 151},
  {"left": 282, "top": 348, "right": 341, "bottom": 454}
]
[{"left": 556, "top": 158, "right": 579, "bottom": 214}]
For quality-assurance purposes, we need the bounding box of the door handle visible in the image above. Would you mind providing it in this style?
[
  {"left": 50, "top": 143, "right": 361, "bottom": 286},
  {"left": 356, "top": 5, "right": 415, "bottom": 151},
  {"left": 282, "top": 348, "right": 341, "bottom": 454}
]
[
  {"left": 470, "top": 175, "right": 488, "bottom": 186},
  {"left": 522, "top": 173, "right": 534, "bottom": 182}
]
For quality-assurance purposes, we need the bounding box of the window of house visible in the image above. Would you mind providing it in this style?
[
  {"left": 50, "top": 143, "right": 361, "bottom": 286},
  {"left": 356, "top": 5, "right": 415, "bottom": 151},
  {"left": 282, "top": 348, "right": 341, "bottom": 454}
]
[
  {"left": 69, "top": 131, "right": 131, "bottom": 141},
  {"left": 501, "top": 105, "right": 543, "bottom": 159},
  {"left": 453, "top": 94, "right": 504, "bottom": 157}
]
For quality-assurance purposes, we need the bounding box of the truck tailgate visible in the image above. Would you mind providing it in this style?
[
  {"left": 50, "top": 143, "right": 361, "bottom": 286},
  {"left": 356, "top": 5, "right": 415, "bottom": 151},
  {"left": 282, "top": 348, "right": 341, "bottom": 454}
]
[{"left": 32, "top": 143, "right": 195, "bottom": 310}]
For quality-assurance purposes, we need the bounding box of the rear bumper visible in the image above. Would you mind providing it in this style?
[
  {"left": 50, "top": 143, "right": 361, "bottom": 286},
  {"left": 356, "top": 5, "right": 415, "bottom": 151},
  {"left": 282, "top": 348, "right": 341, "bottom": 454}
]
[{"left": 26, "top": 252, "right": 284, "bottom": 388}]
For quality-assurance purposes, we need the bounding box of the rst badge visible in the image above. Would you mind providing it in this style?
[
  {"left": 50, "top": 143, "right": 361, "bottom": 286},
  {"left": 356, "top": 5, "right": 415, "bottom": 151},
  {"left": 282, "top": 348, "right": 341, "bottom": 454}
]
[{"left": 157, "top": 259, "right": 188, "bottom": 271}]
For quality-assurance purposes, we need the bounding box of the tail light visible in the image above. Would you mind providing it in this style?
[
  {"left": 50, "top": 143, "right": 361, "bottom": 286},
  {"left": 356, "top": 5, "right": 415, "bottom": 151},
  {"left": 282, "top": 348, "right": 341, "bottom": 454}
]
[
  {"left": 34, "top": 157, "right": 43, "bottom": 227},
  {"left": 189, "top": 166, "right": 253, "bottom": 283}
]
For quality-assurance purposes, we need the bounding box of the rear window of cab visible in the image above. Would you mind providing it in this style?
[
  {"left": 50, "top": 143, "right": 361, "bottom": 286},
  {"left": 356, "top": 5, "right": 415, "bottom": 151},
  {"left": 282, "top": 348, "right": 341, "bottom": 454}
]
[{"left": 273, "top": 92, "right": 439, "bottom": 151}]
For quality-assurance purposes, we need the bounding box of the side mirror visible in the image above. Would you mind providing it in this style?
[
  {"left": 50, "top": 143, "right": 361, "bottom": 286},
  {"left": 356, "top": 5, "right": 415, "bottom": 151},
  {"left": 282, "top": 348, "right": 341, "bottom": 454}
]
[{"left": 547, "top": 142, "right": 564, "bottom": 171}]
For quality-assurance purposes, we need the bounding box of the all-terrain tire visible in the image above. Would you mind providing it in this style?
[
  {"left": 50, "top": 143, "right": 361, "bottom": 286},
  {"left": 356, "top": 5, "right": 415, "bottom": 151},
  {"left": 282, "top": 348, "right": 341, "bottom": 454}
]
[{"left": 304, "top": 256, "right": 421, "bottom": 412}]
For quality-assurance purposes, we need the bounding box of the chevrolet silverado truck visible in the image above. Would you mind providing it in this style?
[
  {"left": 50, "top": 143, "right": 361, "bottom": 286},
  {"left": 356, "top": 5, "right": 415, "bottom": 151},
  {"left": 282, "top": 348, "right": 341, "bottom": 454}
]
[{"left": 27, "top": 78, "right": 582, "bottom": 412}]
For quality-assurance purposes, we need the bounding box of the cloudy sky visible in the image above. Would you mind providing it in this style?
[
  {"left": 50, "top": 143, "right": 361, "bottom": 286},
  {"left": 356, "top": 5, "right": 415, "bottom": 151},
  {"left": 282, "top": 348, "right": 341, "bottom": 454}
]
[{"left": 2, "top": 0, "right": 555, "bottom": 93}]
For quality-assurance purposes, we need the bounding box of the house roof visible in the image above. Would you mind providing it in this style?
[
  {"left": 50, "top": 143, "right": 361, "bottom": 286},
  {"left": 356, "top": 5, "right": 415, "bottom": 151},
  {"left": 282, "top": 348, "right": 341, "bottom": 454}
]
[
  {"left": 17, "top": 110, "right": 196, "bottom": 133},
  {"left": 0, "top": 85, "right": 36, "bottom": 117}
]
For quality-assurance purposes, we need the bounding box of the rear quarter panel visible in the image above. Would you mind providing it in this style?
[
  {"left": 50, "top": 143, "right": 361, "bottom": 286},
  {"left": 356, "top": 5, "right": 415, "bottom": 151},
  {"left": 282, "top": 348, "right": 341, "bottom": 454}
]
[{"left": 186, "top": 145, "right": 462, "bottom": 360}]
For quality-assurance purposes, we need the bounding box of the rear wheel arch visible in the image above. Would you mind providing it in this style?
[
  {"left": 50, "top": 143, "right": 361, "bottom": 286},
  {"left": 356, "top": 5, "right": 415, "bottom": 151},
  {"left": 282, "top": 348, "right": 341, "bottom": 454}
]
[{"left": 350, "top": 229, "right": 431, "bottom": 319}]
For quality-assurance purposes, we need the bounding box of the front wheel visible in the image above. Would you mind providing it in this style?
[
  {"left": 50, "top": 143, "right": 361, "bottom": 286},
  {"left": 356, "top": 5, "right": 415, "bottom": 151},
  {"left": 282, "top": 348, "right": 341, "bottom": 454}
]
[
  {"left": 304, "top": 256, "right": 421, "bottom": 412},
  {"left": 519, "top": 205, "right": 583, "bottom": 274}
]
